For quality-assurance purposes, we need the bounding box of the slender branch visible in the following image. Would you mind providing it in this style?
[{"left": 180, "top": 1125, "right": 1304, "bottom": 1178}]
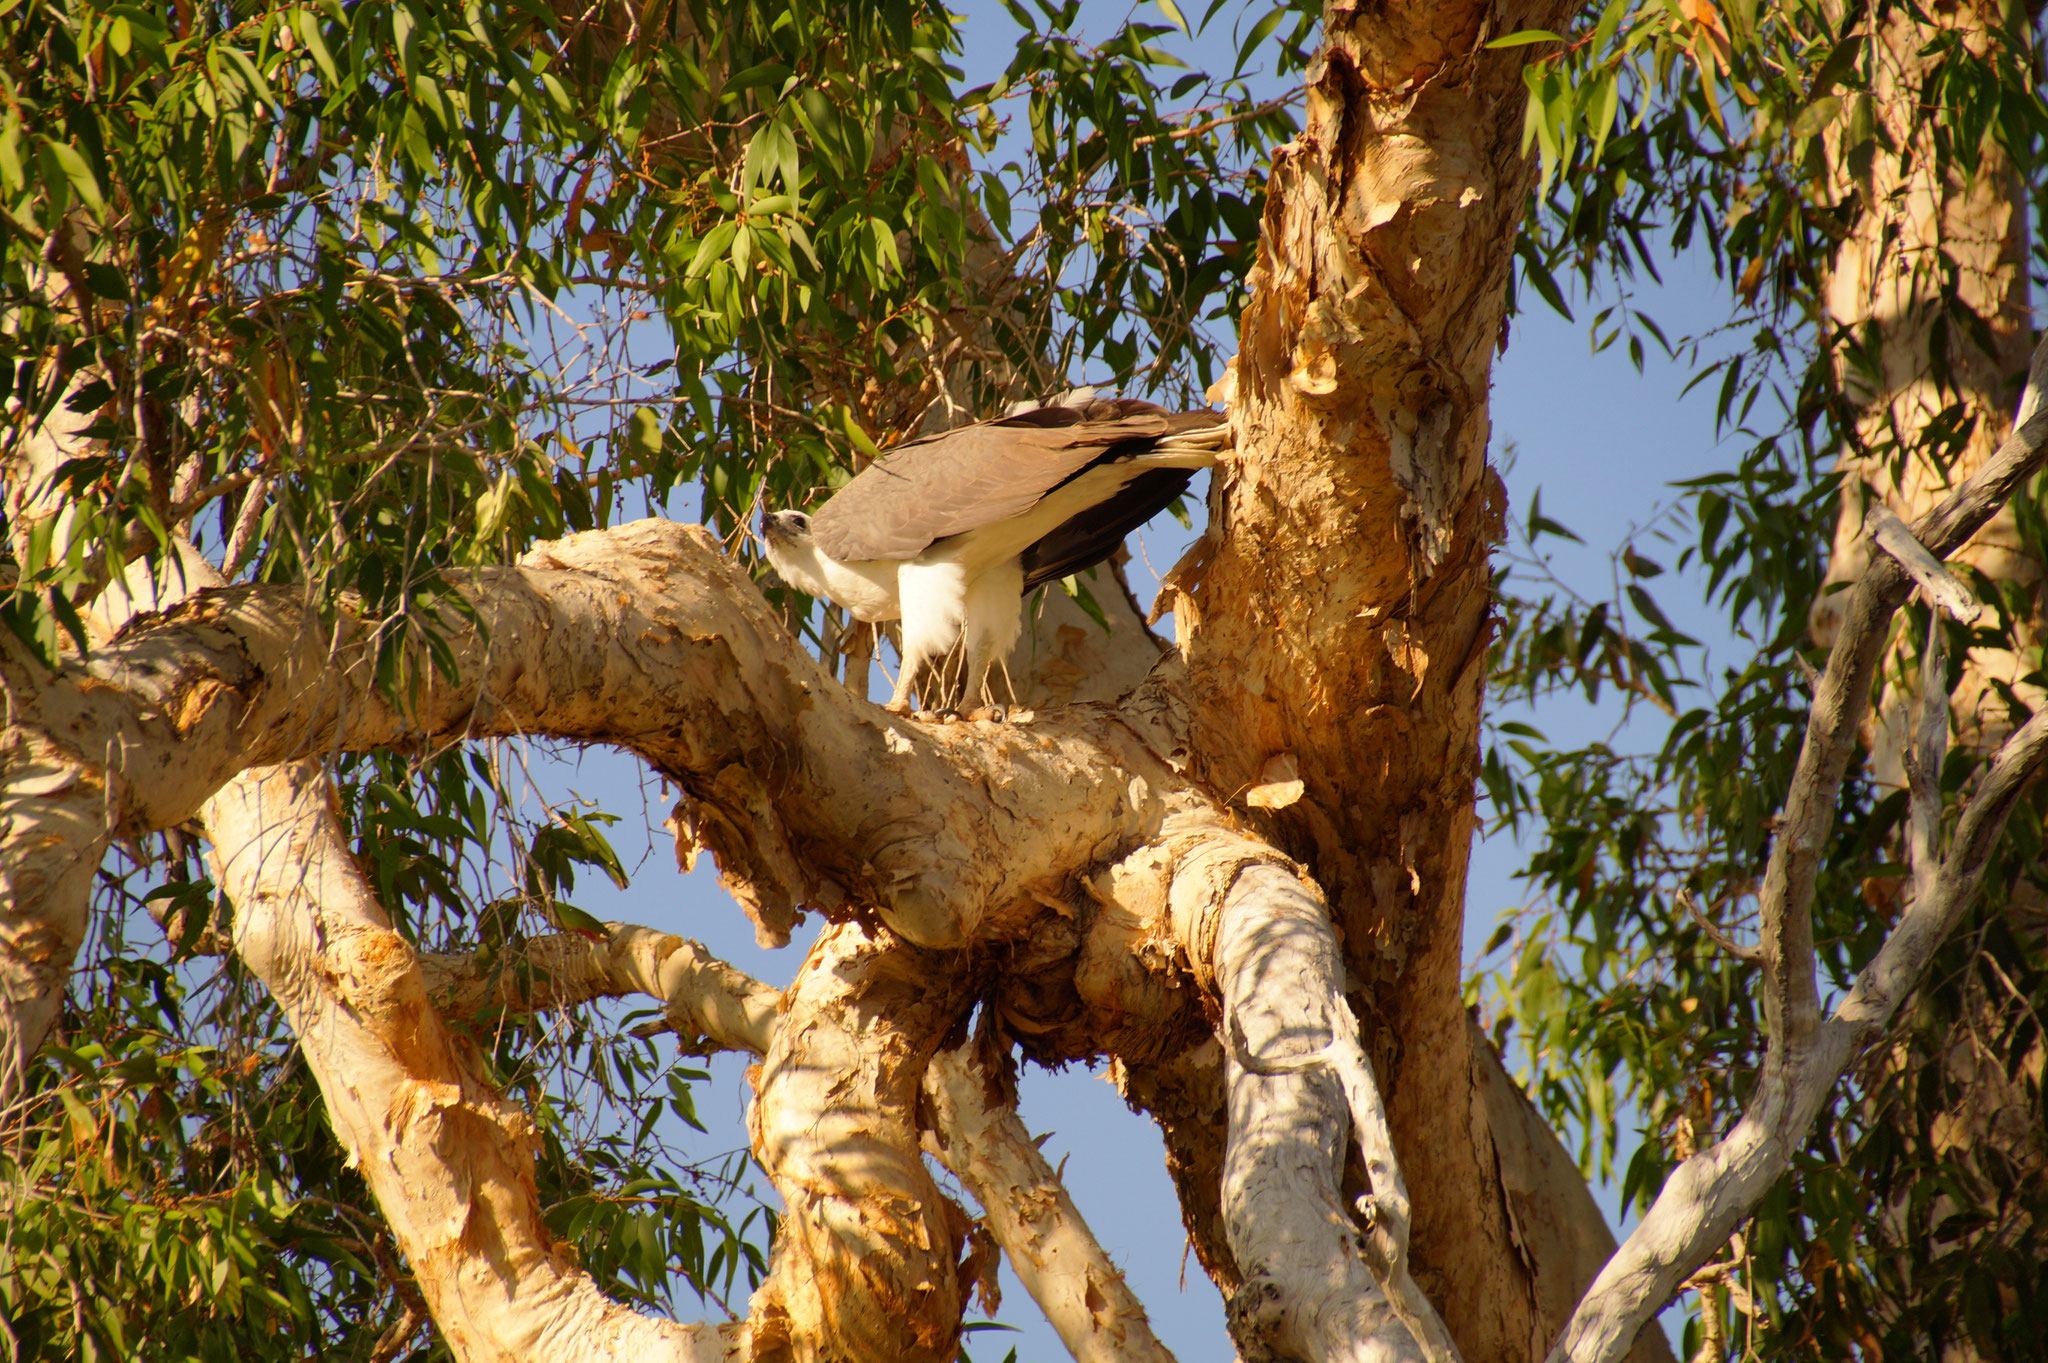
[
  {"left": 1904, "top": 611, "right": 1947, "bottom": 907},
  {"left": 1865, "top": 505, "right": 1980, "bottom": 623},
  {"left": 420, "top": 924, "right": 777, "bottom": 1057},
  {"left": 923, "top": 1041, "right": 1178, "bottom": 1363},
  {"left": 1129, "top": 95, "right": 1302, "bottom": 149},
  {"left": 1680, "top": 891, "right": 1761, "bottom": 965},
  {"left": 1837, "top": 707, "right": 2048, "bottom": 1039},
  {"left": 1751, "top": 330, "right": 2048, "bottom": 1052},
  {"left": 1547, "top": 331, "right": 2048, "bottom": 1363}
]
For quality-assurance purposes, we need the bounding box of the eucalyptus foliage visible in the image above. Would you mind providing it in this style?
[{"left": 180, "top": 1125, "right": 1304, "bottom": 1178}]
[{"left": 1479, "top": 1, "right": 2048, "bottom": 1357}]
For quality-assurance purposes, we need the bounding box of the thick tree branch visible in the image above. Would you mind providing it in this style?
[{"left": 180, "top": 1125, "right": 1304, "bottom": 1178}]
[
  {"left": 743, "top": 921, "right": 972, "bottom": 1363},
  {"left": 208, "top": 761, "right": 740, "bottom": 1363},
  {"left": 3, "top": 493, "right": 1439, "bottom": 1360},
  {"left": 1548, "top": 331, "right": 2048, "bottom": 1363},
  {"left": 0, "top": 519, "right": 1197, "bottom": 1094},
  {"left": 1211, "top": 861, "right": 1444, "bottom": 1363}
]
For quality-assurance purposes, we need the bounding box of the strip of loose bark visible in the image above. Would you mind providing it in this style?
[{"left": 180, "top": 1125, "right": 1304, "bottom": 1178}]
[
  {"left": 923, "top": 1039, "right": 1178, "bottom": 1363},
  {"left": 1547, "top": 333, "right": 2048, "bottom": 1363},
  {"left": 208, "top": 761, "right": 740, "bottom": 1363}
]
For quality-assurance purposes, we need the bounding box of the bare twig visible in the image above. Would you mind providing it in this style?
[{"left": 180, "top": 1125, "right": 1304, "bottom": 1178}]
[{"left": 1680, "top": 891, "right": 1761, "bottom": 965}]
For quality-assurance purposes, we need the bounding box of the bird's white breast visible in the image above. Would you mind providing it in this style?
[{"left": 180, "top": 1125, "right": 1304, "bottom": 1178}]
[{"left": 764, "top": 537, "right": 903, "bottom": 621}]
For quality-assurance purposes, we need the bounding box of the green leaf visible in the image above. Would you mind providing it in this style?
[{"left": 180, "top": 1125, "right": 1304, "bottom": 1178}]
[
  {"left": 628, "top": 406, "right": 663, "bottom": 459},
  {"left": 296, "top": 10, "right": 341, "bottom": 87},
  {"left": 1791, "top": 95, "right": 1841, "bottom": 140},
  {"left": 1233, "top": 7, "right": 1282, "bottom": 78},
  {"left": 547, "top": 902, "right": 611, "bottom": 939},
  {"left": 42, "top": 139, "right": 106, "bottom": 214},
  {"left": 1487, "top": 29, "right": 1563, "bottom": 48},
  {"left": 840, "top": 409, "right": 881, "bottom": 462},
  {"left": 1059, "top": 573, "right": 1111, "bottom": 634}
]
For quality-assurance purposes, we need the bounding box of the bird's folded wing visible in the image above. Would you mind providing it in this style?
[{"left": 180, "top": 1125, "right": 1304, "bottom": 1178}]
[{"left": 811, "top": 410, "right": 1183, "bottom": 563}]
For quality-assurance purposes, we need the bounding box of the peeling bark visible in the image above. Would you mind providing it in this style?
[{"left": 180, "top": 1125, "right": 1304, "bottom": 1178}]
[
  {"left": 208, "top": 761, "right": 740, "bottom": 1362},
  {"left": 1179, "top": 2, "right": 1573, "bottom": 1355}
]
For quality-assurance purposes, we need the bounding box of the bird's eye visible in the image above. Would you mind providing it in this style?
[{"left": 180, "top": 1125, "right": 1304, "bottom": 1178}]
[{"left": 790, "top": 512, "right": 810, "bottom": 529}]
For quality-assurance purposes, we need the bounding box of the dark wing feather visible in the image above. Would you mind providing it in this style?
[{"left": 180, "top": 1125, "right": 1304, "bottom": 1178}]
[
  {"left": 809, "top": 405, "right": 1179, "bottom": 563},
  {"left": 1019, "top": 466, "right": 1196, "bottom": 591}
]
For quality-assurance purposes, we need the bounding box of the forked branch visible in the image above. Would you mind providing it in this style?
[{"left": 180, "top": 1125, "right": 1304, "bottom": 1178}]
[{"left": 1546, "top": 331, "right": 2048, "bottom": 1363}]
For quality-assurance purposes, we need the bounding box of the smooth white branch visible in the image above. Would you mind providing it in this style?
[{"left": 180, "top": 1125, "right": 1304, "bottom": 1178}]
[
  {"left": 1207, "top": 857, "right": 1444, "bottom": 1363},
  {"left": 1547, "top": 330, "right": 2048, "bottom": 1363}
]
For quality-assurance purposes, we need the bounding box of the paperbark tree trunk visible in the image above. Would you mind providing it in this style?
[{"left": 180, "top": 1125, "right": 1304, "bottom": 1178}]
[{"left": 1173, "top": 2, "right": 1601, "bottom": 1357}]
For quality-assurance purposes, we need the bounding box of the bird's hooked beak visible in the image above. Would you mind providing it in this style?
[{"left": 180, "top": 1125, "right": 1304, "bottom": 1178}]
[{"left": 760, "top": 508, "right": 813, "bottom": 545}]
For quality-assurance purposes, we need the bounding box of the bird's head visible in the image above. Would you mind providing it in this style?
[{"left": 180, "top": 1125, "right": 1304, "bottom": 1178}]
[
  {"left": 760, "top": 508, "right": 835, "bottom": 600},
  {"left": 760, "top": 508, "right": 813, "bottom": 546}
]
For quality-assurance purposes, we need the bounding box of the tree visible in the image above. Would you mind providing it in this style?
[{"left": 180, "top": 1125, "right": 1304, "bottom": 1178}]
[
  {"left": 0, "top": 4, "right": 2041, "bottom": 1363},
  {"left": 1492, "top": 0, "right": 2047, "bottom": 1356}
]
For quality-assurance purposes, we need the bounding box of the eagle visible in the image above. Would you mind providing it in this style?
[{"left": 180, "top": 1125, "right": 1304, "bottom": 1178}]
[{"left": 761, "top": 396, "right": 1227, "bottom": 714}]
